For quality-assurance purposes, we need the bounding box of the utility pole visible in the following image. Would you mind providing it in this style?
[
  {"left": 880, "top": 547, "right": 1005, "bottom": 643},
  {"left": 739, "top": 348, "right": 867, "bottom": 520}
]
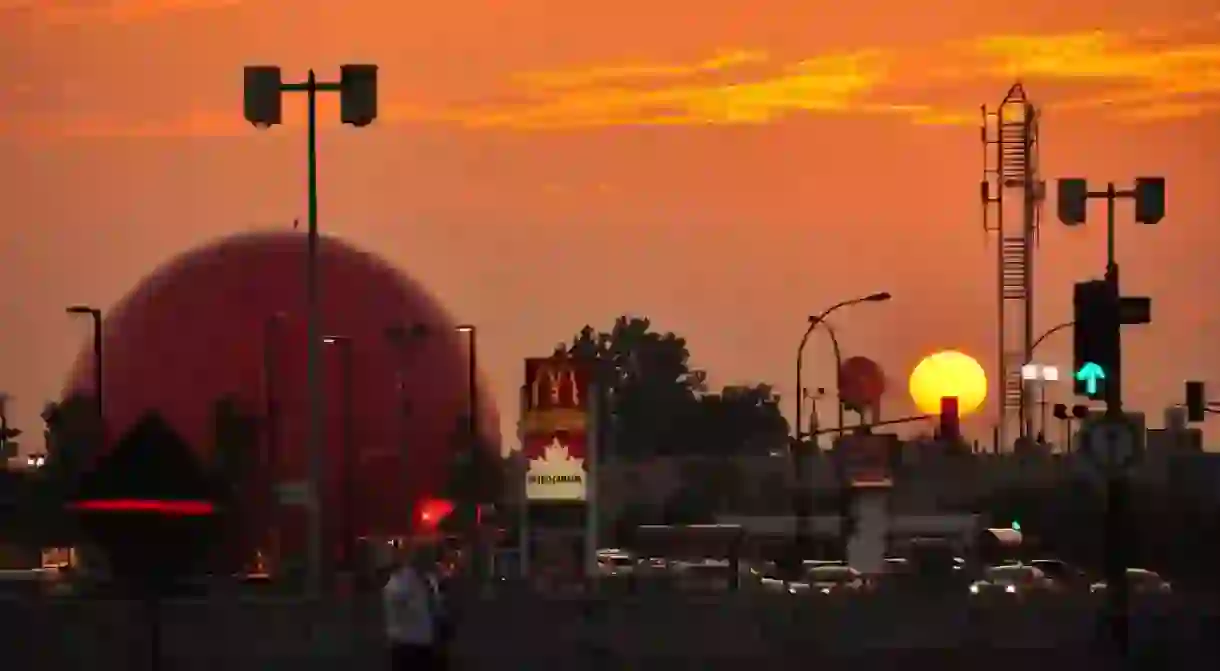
[
  {"left": 244, "top": 64, "right": 379, "bottom": 596},
  {"left": 1058, "top": 175, "right": 1163, "bottom": 658}
]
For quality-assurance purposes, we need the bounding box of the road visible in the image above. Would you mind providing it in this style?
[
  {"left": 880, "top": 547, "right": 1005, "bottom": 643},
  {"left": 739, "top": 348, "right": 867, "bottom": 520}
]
[{"left": 1, "top": 591, "right": 1216, "bottom": 669}]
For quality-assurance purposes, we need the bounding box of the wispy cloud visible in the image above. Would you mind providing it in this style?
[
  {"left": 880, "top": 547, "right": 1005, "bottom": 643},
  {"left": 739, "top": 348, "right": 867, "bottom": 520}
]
[
  {"left": 0, "top": 0, "right": 239, "bottom": 25},
  {"left": 453, "top": 20, "right": 1220, "bottom": 129},
  {"left": 5, "top": 14, "right": 1220, "bottom": 137}
]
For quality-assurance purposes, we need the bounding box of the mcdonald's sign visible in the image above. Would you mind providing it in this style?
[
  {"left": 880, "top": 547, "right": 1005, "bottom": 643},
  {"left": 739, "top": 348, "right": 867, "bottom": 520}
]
[{"left": 523, "top": 357, "right": 592, "bottom": 413}]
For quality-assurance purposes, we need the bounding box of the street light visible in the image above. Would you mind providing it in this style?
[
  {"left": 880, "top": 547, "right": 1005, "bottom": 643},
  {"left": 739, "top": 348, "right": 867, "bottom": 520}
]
[
  {"left": 66, "top": 305, "right": 104, "bottom": 438},
  {"left": 322, "top": 335, "right": 355, "bottom": 572},
  {"left": 794, "top": 291, "right": 891, "bottom": 445},
  {"left": 455, "top": 325, "right": 478, "bottom": 457},
  {"left": 262, "top": 312, "right": 287, "bottom": 572},
  {"left": 791, "top": 291, "right": 890, "bottom": 567},
  {"left": 26, "top": 454, "right": 46, "bottom": 468},
  {"left": 383, "top": 322, "right": 431, "bottom": 528},
  {"left": 244, "top": 63, "right": 378, "bottom": 596},
  {"left": 1020, "top": 364, "right": 1059, "bottom": 442},
  {"left": 454, "top": 324, "right": 482, "bottom": 579}
]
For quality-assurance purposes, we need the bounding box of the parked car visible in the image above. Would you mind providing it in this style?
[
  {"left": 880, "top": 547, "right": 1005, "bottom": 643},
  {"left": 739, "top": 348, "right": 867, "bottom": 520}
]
[
  {"left": 805, "top": 564, "right": 865, "bottom": 595},
  {"left": 969, "top": 564, "right": 1055, "bottom": 598},
  {"left": 1030, "top": 559, "right": 1090, "bottom": 591},
  {"left": 1090, "top": 568, "right": 1172, "bottom": 596}
]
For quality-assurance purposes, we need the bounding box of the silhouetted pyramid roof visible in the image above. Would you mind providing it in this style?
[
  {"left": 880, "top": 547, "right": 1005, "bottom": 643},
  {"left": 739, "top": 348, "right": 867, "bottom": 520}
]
[{"left": 74, "top": 411, "right": 216, "bottom": 503}]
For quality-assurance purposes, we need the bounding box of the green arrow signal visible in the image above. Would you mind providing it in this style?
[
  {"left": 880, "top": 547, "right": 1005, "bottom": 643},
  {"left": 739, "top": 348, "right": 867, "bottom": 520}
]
[{"left": 1075, "top": 362, "right": 1106, "bottom": 395}]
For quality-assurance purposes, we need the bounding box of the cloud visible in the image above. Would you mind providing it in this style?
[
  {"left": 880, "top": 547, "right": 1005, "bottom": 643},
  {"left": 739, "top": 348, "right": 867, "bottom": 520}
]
[
  {"left": 451, "top": 20, "right": 1220, "bottom": 130},
  {"left": 510, "top": 50, "right": 770, "bottom": 90},
  {"left": 0, "top": 0, "right": 239, "bottom": 25},
  {"left": 438, "top": 50, "right": 894, "bottom": 129},
  {"left": 5, "top": 13, "right": 1220, "bottom": 137}
]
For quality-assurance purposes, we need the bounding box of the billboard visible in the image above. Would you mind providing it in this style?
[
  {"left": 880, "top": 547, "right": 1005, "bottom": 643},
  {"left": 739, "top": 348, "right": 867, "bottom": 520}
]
[
  {"left": 520, "top": 356, "right": 594, "bottom": 502},
  {"left": 834, "top": 433, "right": 899, "bottom": 489}
]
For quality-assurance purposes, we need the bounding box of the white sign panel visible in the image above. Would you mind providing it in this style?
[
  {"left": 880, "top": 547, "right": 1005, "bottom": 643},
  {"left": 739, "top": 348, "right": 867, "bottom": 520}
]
[{"left": 525, "top": 437, "right": 587, "bottom": 501}]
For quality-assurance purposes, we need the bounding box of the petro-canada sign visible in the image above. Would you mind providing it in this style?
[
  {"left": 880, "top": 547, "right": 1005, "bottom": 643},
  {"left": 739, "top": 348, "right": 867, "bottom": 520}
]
[{"left": 521, "top": 356, "right": 593, "bottom": 501}]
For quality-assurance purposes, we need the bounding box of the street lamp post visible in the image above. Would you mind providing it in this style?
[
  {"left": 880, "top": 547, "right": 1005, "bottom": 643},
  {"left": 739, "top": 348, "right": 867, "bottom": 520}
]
[
  {"left": 66, "top": 305, "right": 104, "bottom": 438},
  {"left": 792, "top": 292, "right": 890, "bottom": 566},
  {"left": 1020, "top": 364, "right": 1059, "bottom": 441},
  {"left": 262, "top": 312, "right": 287, "bottom": 567},
  {"left": 383, "top": 323, "right": 431, "bottom": 536},
  {"left": 1023, "top": 321, "right": 1073, "bottom": 443},
  {"left": 323, "top": 336, "right": 355, "bottom": 572},
  {"left": 455, "top": 325, "right": 483, "bottom": 581},
  {"left": 794, "top": 292, "right": 891, "bottom": 446},
  {"left": 244, "top": 63, "right": 378, "bottom": 596},
  {"left": 456, "top": 325, "right": 478, "bottom": 457}
]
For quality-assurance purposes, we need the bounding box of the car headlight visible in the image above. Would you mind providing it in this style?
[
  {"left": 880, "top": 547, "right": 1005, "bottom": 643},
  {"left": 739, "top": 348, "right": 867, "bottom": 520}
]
[
  {"left": 969, "top": 584, "right": 980, "bottom": 594},
  {"left": 821, "top": 587, "right": 831, "bottom": 594},
  {"left": 788, "top": 585, "right": 797, "bottom": 595},
  {"left": 1005, "top": 584, "right": 1017, "bottom": 594}
]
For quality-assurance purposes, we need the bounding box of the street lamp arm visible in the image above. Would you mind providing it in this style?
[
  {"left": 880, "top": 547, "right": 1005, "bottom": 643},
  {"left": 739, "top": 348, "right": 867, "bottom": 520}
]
[{"left": 1030, "top": 321, "right": 1075, "bottom": 357}]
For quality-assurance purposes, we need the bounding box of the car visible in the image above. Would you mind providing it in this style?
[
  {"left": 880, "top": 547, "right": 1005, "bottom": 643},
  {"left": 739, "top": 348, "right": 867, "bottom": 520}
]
[
  {"left": 969, "top": 564, "right": 1055, "bottom": 598},
  {"left": 1030, "top": 559, "right": 1089, "bottom": 590},
  {"left": 597, "top": 552, "right": 635, "bottom": 577},
  {"left": 806, "top": 565, "right": 865, "bottom": 595},
  {"left": 1089, "top": 568, "right": 1172, "bottom": 596}
]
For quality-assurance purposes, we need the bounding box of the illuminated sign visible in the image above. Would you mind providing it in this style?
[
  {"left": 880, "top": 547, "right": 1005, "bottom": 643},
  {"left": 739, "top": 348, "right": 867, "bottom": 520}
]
[
  {"left": 524, "top": 433, "right": 587, "bottom": 501},
  {"left": 524, "top": 357, "right": 590, "bottom": 412}
]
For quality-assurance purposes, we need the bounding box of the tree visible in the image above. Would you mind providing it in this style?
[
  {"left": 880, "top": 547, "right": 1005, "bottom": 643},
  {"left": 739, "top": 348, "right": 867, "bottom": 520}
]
[
  {"left": 688, "top": 384, "right": 789, "bottom": 457},
  {"left": 41, "top": 395, "right": 103, "bottom": 486},
  {"left": 568, "top": 316, "right": 704, "bottom": 458}
]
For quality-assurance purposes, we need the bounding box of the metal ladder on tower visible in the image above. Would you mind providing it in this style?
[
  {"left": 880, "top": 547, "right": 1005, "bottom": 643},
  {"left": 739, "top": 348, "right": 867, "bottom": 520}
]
[
  {"left": 998, "top": 114, "right": 1031, "bottom": 423},
  {"left": 1000, "top": 236, "right": 1028, "bottom": 411}
]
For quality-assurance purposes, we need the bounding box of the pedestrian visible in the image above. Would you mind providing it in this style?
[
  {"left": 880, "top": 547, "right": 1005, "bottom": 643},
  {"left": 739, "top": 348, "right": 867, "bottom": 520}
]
[{"left": 383, "top": 540, "right": 445, "bottom": 670}]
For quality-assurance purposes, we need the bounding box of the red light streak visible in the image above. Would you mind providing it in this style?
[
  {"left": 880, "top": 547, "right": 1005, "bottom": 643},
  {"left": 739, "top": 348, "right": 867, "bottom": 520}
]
[{"left": 70, "top": 499, "right": 216, "bottom": 515}]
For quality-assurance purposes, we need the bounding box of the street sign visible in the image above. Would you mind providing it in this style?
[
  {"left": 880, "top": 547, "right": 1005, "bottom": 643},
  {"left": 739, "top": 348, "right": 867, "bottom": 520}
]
[
  {"left": 1080, "top": 417, "right": 1139, "bottom": 476},
  {"left": 1074, "top": 362, "right": 1106, "bottom": 395}
]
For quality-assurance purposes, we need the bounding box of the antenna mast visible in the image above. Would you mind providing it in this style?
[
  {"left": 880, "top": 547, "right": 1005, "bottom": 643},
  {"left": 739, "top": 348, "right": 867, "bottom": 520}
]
[{"left": 981, "top": 83, "right": 1045, "bottom": 451}]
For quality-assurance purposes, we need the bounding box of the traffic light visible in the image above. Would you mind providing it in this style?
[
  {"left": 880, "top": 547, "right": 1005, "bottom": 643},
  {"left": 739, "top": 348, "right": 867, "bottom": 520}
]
[
  {"left": 1052, "top": 403, "right": 1090, "bottom": 421},
  {"left": 1186, "top": 381, "right": 1206, "bottom": 423},
  {"left": 242, "top": 65, "right": 283, "bottom": 127},
  {"left": 1073, "top": 279, "right": 1119, "bottom": 399},
  {"left": 340, "top": 64, "right": 379, "bottom": 127},
  {"left": 415, "top": 497, "right": 455, "bottom": 535},
  {"left": 1057, "top": 178, "right": 1089, "bottom": 225},
  {"left": 939, "top": 396, "right": 960, "bottom": 442},
  {"left": 1134, "top": 177, "right": 1165, "bottom": 225}
]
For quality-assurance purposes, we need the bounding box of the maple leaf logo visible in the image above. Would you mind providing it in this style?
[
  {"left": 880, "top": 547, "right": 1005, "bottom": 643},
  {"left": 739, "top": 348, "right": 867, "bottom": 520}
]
[{"left": 525, "top": 436, "right": 586, "bottom": 500}]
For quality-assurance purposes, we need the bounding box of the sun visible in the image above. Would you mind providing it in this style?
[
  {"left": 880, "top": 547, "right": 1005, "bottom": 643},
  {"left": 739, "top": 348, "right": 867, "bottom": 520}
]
[{"left": 908, "top": 350, "right": 988, "bottom": 416}]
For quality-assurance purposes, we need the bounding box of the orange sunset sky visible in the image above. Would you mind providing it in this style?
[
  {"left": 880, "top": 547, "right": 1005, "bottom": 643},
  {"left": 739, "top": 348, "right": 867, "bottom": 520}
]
[{"left": 2, "top": 0, "right": 1219, "bottom": 452}]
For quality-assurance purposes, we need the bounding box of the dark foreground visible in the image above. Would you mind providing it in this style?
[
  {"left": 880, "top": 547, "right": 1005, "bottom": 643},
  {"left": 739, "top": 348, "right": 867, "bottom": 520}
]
[{"left": 1, "top": 590, "right": 1217, "bottom": 670}]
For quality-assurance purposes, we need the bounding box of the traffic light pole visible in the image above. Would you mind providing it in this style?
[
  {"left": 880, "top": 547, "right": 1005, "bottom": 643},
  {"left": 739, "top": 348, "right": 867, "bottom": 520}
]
[{"left": 1098, "top": 183, "right": 1130, "bottom": 658}]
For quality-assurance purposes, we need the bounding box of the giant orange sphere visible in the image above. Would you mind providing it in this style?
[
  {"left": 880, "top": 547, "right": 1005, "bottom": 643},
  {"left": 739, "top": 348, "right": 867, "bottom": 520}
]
[{"left": 64, "top": 231, "right": 499, "bottom": 561}]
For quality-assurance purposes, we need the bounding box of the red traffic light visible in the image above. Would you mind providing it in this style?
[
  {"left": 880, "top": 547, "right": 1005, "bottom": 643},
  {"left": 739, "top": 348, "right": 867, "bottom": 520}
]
[
  {"left": 416, "top": 497, "right": 456, "bottom": 533},
  {"left": 939, "top": 396, "right": 960, "bottom": 441}
]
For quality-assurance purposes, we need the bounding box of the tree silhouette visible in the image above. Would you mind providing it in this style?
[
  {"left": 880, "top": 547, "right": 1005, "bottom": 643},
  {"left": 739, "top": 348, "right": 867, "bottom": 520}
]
[
  {"left": 689, "top": 384, "right": 788, "bottom": 457},
  {"left": 567, "top": 317, "right": 787, "bottom": 459}
]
